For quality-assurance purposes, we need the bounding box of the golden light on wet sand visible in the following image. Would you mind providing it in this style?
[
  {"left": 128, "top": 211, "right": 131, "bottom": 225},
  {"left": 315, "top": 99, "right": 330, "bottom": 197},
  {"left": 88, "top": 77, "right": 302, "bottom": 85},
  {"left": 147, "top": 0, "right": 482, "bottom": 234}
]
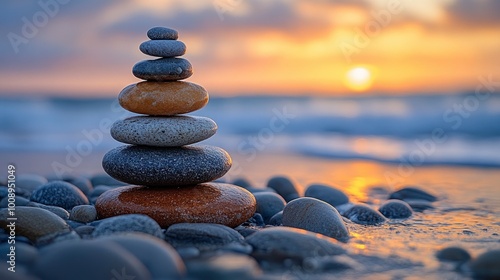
[{"left": 345, "top": 66, "right": 373, "bottom": 92}]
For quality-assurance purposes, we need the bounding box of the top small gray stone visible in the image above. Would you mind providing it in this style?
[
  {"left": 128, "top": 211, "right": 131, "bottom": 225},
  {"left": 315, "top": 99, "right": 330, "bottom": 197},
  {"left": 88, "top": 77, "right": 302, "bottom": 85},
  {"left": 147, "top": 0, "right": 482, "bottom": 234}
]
[{"left": 147, "top": 26, "right": 178, "bottom": 40}]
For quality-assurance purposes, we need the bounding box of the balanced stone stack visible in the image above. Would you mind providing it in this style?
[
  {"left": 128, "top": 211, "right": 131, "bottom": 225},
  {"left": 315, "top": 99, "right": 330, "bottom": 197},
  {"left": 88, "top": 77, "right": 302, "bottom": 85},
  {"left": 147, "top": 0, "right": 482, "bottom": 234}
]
[{"left": 96, "top": 27, "right": 256, "bottom": 228}]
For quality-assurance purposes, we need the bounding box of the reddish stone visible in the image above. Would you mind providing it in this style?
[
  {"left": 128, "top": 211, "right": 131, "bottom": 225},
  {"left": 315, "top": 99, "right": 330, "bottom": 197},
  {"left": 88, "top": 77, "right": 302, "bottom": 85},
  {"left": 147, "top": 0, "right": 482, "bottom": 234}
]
[{"left": 95, "top": 183, "right": 256, "bottom": 228}]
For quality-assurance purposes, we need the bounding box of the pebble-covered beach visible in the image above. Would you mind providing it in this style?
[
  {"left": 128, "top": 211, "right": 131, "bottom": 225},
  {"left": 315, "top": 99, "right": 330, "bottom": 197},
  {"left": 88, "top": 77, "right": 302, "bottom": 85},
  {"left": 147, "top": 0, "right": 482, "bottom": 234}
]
[{"left": 1, "top": 164, "right": 500, "bottom": 280}]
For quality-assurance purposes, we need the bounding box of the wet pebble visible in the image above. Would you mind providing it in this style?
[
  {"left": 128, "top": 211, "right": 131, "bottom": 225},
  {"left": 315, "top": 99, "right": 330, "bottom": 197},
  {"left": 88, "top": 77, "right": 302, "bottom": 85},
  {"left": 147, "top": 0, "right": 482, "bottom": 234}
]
[
  {"left": 390, "top": 186, "right": 437, "bottom": 202},
  {"left": 30, "top": 181, "right": 88, "bottom": 210},
  {"left": 0, "top": 206, "right": 70, "bottom": 243},
  {"left": 254, "top": 192, "right": 286, "bottom": 224},
  {"left": 267, "top": 176, "right": 300, "bottom": 202},
  {"left": 305, "top": 184, "right": 349, "bottom": 207},
  {"left": 246, "top": 227, "right": 346, "bottom": 266},
  {"left": 378, "top": 199, "right": 413, "bottom": 219},
  {"left": 70, "top": 205, "right": 97, "bottom": 223},
  {"left": 282, "top": 197, "right": 349, "bottom": 242},
  {"left": 470, "top": 249, "right": 500, "bottom": 279},
  {"left": 35, "top": 240, "right": 151, "bottom": 280},
  {"left": 435, "top": 246, "right": 471, "bottom": 262},
  {"left": 96, "top": 233, "right": 185, "bottom": 279},
  {"left": 92, "top": 214, "right": 164, "bottom": 239},
  {"left": 165, "top": 223, "right": 250, "bottom": 253},
  {"left": 344, "top": 204, "right": 387, "bottom": 225}
]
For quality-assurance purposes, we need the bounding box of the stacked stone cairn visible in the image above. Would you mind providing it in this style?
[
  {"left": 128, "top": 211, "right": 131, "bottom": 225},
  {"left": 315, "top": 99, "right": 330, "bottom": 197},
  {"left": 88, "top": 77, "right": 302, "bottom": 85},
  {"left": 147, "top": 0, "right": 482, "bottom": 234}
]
[{"left": 96, "top": 27, "right": 256, "bottom": 228}]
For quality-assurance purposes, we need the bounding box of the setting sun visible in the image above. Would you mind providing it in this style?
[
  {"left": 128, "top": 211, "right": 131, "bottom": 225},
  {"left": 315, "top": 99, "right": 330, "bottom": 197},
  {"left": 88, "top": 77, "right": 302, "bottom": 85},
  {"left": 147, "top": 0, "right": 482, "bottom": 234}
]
[{"left": 346, "top": 67, "right": 373, "bottom": 92}]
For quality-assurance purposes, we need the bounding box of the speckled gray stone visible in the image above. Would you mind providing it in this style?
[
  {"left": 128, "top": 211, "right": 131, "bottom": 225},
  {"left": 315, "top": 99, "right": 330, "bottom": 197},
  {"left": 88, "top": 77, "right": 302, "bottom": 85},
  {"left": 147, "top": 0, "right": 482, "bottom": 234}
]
[
  {"left": 378, "top": 199, "right": 413, "bottom": 219},
  {"left": 102, "top": 145, "right": 232, "bottom": 186},
  {"left": 282, "top": 197, "right": 350, "bottom": 242},
  {"left": 92, "top": 214, "right": 164, "bottom": 239},
  {"left": 147, "top": 26, "right": 178, "bottom": 40},
  {"left": 70, "top": 205, "right": 97, "bottom": 223},
  {"left": 30, "top": 181, "right": 89, "bottom": 210},
  {"left": 305, "top": 184, "right": 349, "bottom": 207},
  {"left": 246, "top": 227, "right": 346, "bottom": 264},
  {"left": 140, "top": 40, "right": 186, "bottom": 57},
  {"left": 111, "top": 115, "right": 217, "bottom": 147},
  {"left": 343, "top": 204, "right": 387, "bottom": 225},
  {"left": 133, "top": 58, "right": 192, "bottom": 81}
]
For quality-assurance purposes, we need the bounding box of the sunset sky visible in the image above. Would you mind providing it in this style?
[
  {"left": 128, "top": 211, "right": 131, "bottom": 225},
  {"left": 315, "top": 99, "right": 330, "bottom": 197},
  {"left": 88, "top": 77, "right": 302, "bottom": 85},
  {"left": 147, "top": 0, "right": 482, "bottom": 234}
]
[{"left": 0, "top": 0, "right": 499, "bottom": 97}]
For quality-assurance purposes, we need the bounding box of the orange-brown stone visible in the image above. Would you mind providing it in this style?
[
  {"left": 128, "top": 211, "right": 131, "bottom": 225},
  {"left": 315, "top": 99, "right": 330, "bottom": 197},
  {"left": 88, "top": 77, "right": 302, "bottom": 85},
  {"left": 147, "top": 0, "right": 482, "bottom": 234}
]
[
  {"left": 95, "top": 183, "right": 256, "bottom": 228},
  {"left": 118, "top": 81, "right": 208, "bottom": 115}
]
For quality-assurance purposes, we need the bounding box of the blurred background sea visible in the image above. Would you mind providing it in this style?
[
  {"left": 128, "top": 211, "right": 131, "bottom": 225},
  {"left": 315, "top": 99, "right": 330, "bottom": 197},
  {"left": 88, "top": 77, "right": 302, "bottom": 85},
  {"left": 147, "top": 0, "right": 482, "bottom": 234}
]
[{"left": 2, "top": 92, "right": 499, "bottom": 171}]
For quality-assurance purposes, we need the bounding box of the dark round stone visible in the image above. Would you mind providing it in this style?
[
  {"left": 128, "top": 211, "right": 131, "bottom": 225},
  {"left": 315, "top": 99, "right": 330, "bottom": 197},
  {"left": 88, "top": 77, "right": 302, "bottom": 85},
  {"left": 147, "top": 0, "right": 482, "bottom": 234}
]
[
  {"left": 389, "top": 186, "right": 437, "bottom": 202},
  {"left": 470, "top": 249, "right": 500, "bottom": 279},
  {"left": 102, "top": 145, "right": 231, "bottom": 187},
  {"left": 253, "top": 192, "right": 286, "bottom": 224},
  {"left": 96, "top": 234, "right": 185, "bottom": 279},
  {"left": 133, "top": 58, "right": 192, "bottom": 81},
  {"left": 266, "top": 176, "right": 300, "bottom": 202},
  {"left": 435, "top": 246, "right": 471, "bottom": 262},
  {"left": 305, "top": 184, "right": 349, "bottom": 207},
  {"left": 30, "top": 181, "right": 88, "bottom": 210},
  {"left": 343, "top": 204, "right": 387, "bottom": 225},
  {"left": 378, "top": 199, "right": 413, "bottom": 219},
  {"left": 62, "top": 176, "right": 93, "bottom": 196},
  {"left": 147, "top": 27, "right": 178, "bottom": 40},
  {"left": 246, "top": 227, "right": 346, "bottom": 264},
  {"left": 164, "top": 223, "right": 248, "bottom": 252},
  {"left": 282, "top": 197, "right": 349, "bottom": 242}
]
